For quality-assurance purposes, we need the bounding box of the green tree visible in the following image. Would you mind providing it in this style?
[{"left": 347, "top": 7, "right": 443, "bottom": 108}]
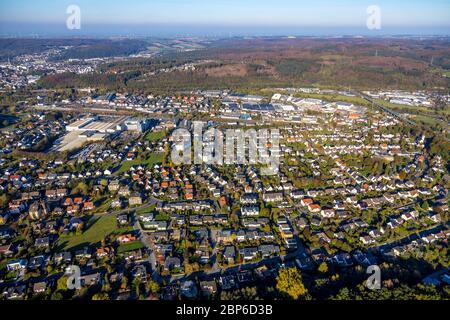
[{"left": 51, "top": 292, "right": 64, "bottom": 300}]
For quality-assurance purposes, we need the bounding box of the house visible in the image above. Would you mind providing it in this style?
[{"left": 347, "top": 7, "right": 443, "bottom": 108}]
[
  {"left": 80, "top": 273, "right": 101, "bottom": 287},
  {"left": 0, "top": 244, "right": 14, "bottom": 257},
  {"left": 33, "top": 281, "right": 47, "bottom": 294},
  {"left": 56, "top": 189, "right": 68, "bottom": 197},
  {"left": 239, "top": 247, "right": 258, "bottom": 261},
  {"left": 67, "top": 201, "right": 82, "bottom": 212},
  {"left": 223, "top": 246, "right": 236, "bottom": 264},
  {"left": 428, "top": 213, "right": 442, "bottom": 223},
  {"left": 54, "top": 252, "right": 72, "bottom": 264},
  {"left": 28, "top": 255, "right": 46, "bottom": 269},
  {"left": 311, "top": 217, "right": 322, "bottom": 227},
  {"left": 132, "top": 265, "right": 147, "bottom": 283},
  {"left": 241, "top": 205, "right": 259, "bottom": 217},
  {"left": 35, "top": 237, "right": 50, "bottom": 249},
  {"left": 118, "top": 186, "right": 131, "bottom": 197},
  {"left": 360, "top": 236, "right": 375, "bottom": 245},
  {"left": 297, "top": 217, "right": 308, "bottom": 228},
  {"left": 240, "top": 193, "right": 258, "bottom": 204},
  {"left": 75, "top": 247, "right": 91, "bottom": 260},
  {"left": 189, "top": 215, "right": 203, "bottom": 226},
  {"left": 96, "top": 247, "right": 113, "bottom": 258},
  {"left": 308, "top": 203, "right": 321, "bottom": 213},
  {"left": 332, "top": 253, "right": 353, "bottom": 267},
  {"left": 83, "top": 202, "right": 94, "bottom": 211},
  {"left": 290, "top": 190, "right": 305, "bottom": 200},
  {"left": 352, "top": 250, "right": 377, "bottom": 267},
  {"left": 369, "top": 229, "right": 383, "bottom": 238},
  {"left": 121, "top": 249, "right": 143, "bottom": 262},
  {"left": 29, "top": 201, "right": 48, "bottom": 220},
  {"left": 7, "top": 259, "right": 28, "bottom": 271},
  {"left": 200, "top": 281, "right": 217, "bottom": 297},
  {"left": 320, "top": 209, "right": 335, "bottom": 218},
  {"left": 217, "top": 230, "right": 233, "bottom": 244},
  {"left": 155, "top": 243, "right": 173, "bottom": 257},
  {"left": 129, "top": 194, "right": 143, "bottom": 206},
  {"left": 262, "top": 192, "right": 283, "bottom": 203},
  {"left": 3, "top": 285, "right": 26, "bottom": 300},
  {"left": 301, "top": 198, "right": 313, "bottom": 207},
  {"left": 180, "top": 280, "right": 198, "bottom": 299},
  {"left": 117, "top": 215, "right": 128, "bottom": 225},
  {"left": 144, "top": 221, "right": 168, "bottom": 231},
  {"left": 219, "top": 275, "right": 237, "bottom": 290},
  {"left": 258, "top": 244, "right": 280, "bottom": 258},
  {"left": 164, "top": 256, "right": 181, "bottom": 271},
  {"left": 45, "top": 189, "right": 57, "bottom": 199},
  {"left": 117, "top": 234, "right": 137, "bottom": 244},
  {"left": 108, "top": 180, "right": 121, "bottom": 192}
]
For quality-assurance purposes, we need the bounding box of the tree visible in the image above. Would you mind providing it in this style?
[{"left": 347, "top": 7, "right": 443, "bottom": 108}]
[
  {"left": 133, "top": 277, "right": 141, "bottom": 296},
  {"left": 92, "top": 293, "right": 110, "bottom": 300},
  {"left": 51, "top": 292, "right": 64, "bottom": 300},
  {"left": 120, "top": 275, "right": 129, "bottom": 290},
  {"left": 421, "top": 201, "right": 429, "bottom": 211},
  {"left": 276, "top": 268, "right": 308, "bottom": 300},
  {"left": 56, "top": 276, "right": 68, "bottom": 291},
  {"left": 72, "top": 181, "right": 89, "bottom": 196},
  {"left": 146, "top": 280, "right": 160, "bottom": 295},
  {"left": 0, "top": 193, "right": 9, "bottom": 208},
  {"left": 318, "top": 262, "right": 329, "bottom": 274}
]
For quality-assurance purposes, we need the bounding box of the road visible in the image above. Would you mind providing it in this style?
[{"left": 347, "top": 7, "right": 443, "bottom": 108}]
[
  {"left": 356, "top": 91, "right": 417, "bottom": 126},
  {"left": 369, "top": 221, "right": 449, "bottom": 254}
]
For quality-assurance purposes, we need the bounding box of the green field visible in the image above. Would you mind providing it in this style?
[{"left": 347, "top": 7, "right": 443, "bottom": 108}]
[
  {"left": 116, "top": 152, "right": 164, "bottom": 175},
  {"left": 144, "top": 130, "right": 167, "bottom": 142},
  {"left": 58, "top": 214, "right": 117, "bottom": 250},
  {"left": 136, "top": 205, "right": 156, "bottom": 215},
  {"left": 117, "top": 241, "right": 145, "bottom": 254},
  {"left": 291, "top": 92, "right": 371, "bottom": 107}
]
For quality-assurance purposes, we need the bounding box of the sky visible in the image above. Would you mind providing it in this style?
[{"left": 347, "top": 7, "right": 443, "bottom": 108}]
[{"left": 0, "top": 0, "right": 449, "bottom": 37}]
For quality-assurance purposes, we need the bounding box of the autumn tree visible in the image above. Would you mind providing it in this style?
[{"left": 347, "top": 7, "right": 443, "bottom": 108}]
[
  {"left": 318, "top": 262, "right": 329, "bottom": 274},
  {"left": 276, "top": 268, "right": 308, "bottom": 300}
]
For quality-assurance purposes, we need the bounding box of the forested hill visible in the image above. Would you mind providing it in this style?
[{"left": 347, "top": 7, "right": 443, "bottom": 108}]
[{"left": 0, "top": 38, "right": 148, "bottom": 61}]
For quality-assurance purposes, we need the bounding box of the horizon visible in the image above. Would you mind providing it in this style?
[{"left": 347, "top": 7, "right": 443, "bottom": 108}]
[{"left": 1, "top": 0, "right": 450, "bottom": 37}]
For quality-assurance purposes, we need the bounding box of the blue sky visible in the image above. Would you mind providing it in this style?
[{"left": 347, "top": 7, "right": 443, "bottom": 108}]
[{"left": 0, "top": 0, "right": 449, "bottom": 36}]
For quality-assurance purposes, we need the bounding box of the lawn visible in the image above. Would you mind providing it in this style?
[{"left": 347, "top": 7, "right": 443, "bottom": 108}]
[
  {"left": 117, "top": 241, "right": 145, "bottom": 254},
  {"left": 116, "top": 152, "right": 164, "bottom": 175},
  {"left": 144, "top": 130, "right": 167, "bottom": 142},
  {"left": 58, "top": 214, "right": 117, "bottom": 250},
  {"left": 136, "top": 205, "right": 156, "bottom": 215}
]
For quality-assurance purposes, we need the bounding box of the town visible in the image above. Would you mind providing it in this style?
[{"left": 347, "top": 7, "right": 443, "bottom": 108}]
[{"left": 0, "top": 36, "right": 449, "bottom": 302}]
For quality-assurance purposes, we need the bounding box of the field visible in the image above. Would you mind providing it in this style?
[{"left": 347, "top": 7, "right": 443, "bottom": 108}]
[
  {"left": 58, "top": 214, "right": 117, "bottom": 250},
  {"left": 116, "top": 152, "right": 165, "bottom": 175},
  {"left": 117, "top": 241, "right": 145, "bottom": 254},
  {"left": 136, "top": 205, "right": 156, "bottom": 215},
  {"left": 144, "top": 130, "right": 167, "bottom": 142}
]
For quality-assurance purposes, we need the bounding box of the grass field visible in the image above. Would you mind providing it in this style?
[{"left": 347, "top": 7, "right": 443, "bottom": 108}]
[
  {"left": 412, "top": 115, "right": 441, "bottom": 126},
  {"left": 116, "top": 152, "right": 164, "bottom": 175},
  {"left": 289, "top": 92, "right": 370, "bottom": 106},
  {"left": 58, "top": 214, "right": 117, "bottom": 250},
  {"left": 117, "top": 241, "right": 145, "bottom": 254},
  {"left": 144, "top": 130, "right": 167, "bottom": 142},
  {"left": 136, "top": 205, "right": 156, "bottom": 215}
]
